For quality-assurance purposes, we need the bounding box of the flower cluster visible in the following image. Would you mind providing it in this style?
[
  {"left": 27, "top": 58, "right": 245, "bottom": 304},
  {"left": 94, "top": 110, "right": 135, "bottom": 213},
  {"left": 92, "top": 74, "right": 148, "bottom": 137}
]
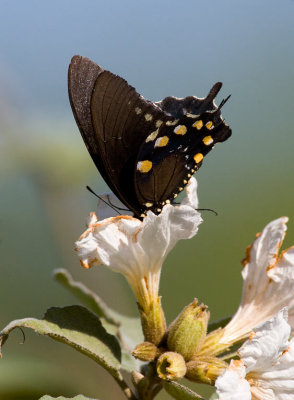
[
  {"left": 76, "top": 178, "right": 294, "bottom": 399},
  {"left": 76, "top": 178, "right": 202, "bottom": 344}
]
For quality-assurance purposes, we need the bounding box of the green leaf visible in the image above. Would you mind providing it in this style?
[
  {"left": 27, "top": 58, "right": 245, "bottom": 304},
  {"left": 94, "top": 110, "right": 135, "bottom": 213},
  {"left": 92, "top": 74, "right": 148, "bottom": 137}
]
[
  {"left": 40, "top": 396, "right": 97, "bottom": 400},
  {"left": 54, "top": 269, "right": 143, "bottom": 349},
  {"left": 163, "top": 381, "right": 204, "bottom": 399},
  {"left": 0, "top": 305, "right": 121, "bottom": 378},
  {"left": 208, "top": 392, "right": 218, "bottom": 400},
  {"left": 207, "top": 316, "right": 231, "bottom": 333}
]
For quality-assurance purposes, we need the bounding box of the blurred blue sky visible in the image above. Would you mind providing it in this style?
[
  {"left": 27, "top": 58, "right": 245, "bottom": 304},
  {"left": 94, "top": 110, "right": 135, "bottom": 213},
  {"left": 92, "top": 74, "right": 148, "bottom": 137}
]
[{"left": 1, "top": 0, "right": 294, "bottom": 117}]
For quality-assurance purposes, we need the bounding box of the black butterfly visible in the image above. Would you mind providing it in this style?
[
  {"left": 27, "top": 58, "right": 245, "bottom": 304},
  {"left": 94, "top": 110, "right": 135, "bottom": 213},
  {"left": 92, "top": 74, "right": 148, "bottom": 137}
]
[{"left": 68, "top": 55, "right": 231, "bottom": 218}]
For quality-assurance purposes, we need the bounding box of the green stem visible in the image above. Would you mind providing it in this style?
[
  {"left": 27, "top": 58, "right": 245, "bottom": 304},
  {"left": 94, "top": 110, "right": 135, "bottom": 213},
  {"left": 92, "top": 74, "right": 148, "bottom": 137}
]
[{"left": 136, "top": 363, "right": 162, "bottom": 400}]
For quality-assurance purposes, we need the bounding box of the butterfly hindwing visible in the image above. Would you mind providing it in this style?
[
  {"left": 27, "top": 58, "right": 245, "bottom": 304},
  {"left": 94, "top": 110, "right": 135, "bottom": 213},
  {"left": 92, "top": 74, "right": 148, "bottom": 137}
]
[{"left": 135, "top": 86, "right": 231, "bottom": 214}]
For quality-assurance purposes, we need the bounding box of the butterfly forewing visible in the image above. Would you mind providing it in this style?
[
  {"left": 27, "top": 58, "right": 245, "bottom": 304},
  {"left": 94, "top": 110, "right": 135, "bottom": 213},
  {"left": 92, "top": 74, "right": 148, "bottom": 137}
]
[
  {"left": 68, "top": 56, "right": 105, "bottom": 169},
  {"left": 68, "top": 56, "right": 121, "bottom": 195},
  {"left": 90, "top": 68, "right": 168, "bottom": 214}
]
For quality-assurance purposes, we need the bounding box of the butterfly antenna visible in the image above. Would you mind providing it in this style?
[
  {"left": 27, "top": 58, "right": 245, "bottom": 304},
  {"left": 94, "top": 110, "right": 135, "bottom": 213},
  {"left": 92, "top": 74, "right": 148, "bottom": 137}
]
[
  {"left": 172, "top": 200, "right": 218, "bottom": 216},
  {"left": 86, "top": 186, "right": 122, "bottom": 215},
  {"left": 106, "top": 194, "right": 130, "bottom": 212},
  {"left": 218, "top": 94, "right": 231, "bottom": 110}
]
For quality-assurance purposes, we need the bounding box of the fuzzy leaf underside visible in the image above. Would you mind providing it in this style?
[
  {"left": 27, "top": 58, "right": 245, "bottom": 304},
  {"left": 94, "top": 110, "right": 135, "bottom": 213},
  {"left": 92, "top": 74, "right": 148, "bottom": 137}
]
[
  {"left": 163, "top": 381, "right": 204, "bottom": 399},
  {"left": 0, "top": 305, "right": 121, "bottom": 378}
]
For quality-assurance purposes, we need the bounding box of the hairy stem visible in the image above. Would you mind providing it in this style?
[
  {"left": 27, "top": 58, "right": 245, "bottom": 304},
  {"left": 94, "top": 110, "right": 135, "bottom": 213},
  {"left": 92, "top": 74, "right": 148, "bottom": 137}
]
[{"left": 135, "top": 364, "right": 162, "bottom": 400}]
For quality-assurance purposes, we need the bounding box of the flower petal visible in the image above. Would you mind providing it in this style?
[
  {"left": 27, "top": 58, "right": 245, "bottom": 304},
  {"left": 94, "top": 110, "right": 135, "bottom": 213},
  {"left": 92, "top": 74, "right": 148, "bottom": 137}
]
[
  {"left": 180, "top": 177, "right": 199, "bottom": 209},
  {"left": 241, "top": 217, "right": 288, "bottom": 305},
  {"left": 215, "top": 360, "right": 251, "bottom": 400},
  {"left": 238, "top": 310, "right": 294, "bottom": 400},
  {"left": 268, "top": 246, "right": 294, "bottom": 330},
  {"left": 254, "top": 339, "right": 294, "bottom": 399},
  {"left": 239, "top": 309, "right": 290, "bottom": 373},
  {"left": 251, "top": 339, "right": 294, "bottom": 400},
  {"left": 139, "top": 204, "right": 202, "bottom": 275},
  {"left": 76, "top": 194, "right": 202, "bottom": 307},
  {"left": 220, "top": 217, "right": 294, "bottom": 345}
]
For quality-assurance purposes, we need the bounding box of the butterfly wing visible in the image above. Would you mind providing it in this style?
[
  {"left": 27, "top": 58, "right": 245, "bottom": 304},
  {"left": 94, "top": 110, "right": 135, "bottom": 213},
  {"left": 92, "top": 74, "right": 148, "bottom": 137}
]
[
  {"left": 69, "top": 56, "right": 232, "bottom": 217},
  {"left": 68, "top": 55, "right": 120, "bottom": 195},
  {"left": 89, "top": 67, "right": 169, "bottom": 215},
  {"left": 135, "top": 84, "right": 232, "bottom": 213},
  {"left": 68, "top": 55, "right": 169, "bottom": 215}
]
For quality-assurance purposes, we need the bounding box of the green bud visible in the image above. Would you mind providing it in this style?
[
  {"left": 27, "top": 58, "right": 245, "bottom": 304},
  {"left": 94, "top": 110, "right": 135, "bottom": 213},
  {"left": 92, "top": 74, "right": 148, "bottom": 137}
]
[
  {"left": 137, "top": 297, "right": 166, "bottom": 346},
  {"left": 186, "top": 356, "right": 227, "bottom": 385},
  {"left": 156, "top": 351, "right": 187, "bottom": 381},
  {"left": 197, "top": 328, "right": 226, "bottom": 357},
  {"left": 167, "top": 299, "right": 209, "bottom": 360},
  {"left": 132, "top": 341, "right": 160, "bottom": 362}
]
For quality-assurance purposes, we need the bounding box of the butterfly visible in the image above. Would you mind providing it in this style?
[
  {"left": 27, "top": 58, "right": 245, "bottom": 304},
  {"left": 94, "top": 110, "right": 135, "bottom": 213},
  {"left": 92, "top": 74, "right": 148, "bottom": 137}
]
[{"left": 68, "top": 55, "right": 231, "bottom": 218}]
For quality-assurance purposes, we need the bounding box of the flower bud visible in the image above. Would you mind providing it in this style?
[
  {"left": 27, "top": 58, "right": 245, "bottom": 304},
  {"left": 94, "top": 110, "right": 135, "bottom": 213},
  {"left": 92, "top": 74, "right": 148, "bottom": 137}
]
[
  {"left": 167, "top": 299, "right": 209, "bottom": 360},
  {"left": 138, "top": 297, "right": 166, "bottom": 346},
  {"left": 186, "top": 356, "right": 227, "bottom": 385},
  {"left": 197, "top": 328, "right": 226, "bottom": 357},
  {"left": 156, "top": 351, "right": 187, "bottom": 381},
  {"left": 132, "top": 341, "right": 160, "bottom": 362}
]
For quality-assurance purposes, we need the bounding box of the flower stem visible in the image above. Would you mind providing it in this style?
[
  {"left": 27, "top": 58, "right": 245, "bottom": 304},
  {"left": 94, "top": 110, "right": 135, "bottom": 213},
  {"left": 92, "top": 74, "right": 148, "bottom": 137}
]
[{"left": 135, "top": 363, "right": 162, "bottom": 400}]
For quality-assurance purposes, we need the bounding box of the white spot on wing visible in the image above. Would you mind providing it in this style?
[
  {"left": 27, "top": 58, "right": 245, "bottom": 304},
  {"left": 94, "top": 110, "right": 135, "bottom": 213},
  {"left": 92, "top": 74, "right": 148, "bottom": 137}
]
[
  {"left": 145, "top": 113, "right": 153, "bottom": 121},
  {"left": 166, "top": 119, "right": 179, "bottom": 126},
  {"left": 145, "top": 129, "right": 159, "bottom": 142}
]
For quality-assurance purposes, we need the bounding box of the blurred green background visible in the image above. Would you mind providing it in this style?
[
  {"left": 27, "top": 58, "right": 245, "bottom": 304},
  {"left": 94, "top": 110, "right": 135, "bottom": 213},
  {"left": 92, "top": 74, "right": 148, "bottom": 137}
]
[{"left": 1, "top": 0, "right": 294, "bottom": 399}]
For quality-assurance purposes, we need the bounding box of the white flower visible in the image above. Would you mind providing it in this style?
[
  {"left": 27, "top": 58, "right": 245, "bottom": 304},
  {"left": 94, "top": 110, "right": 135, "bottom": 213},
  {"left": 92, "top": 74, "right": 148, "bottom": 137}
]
[
  {"left": 215, "top": 361, "right": 251, "bottom": 400},
  {"left": 220, "top": 217, "right": 294, "bottom": 346},
  {"left": 75, "top": 177, "right": 202, "bottom": 309},
  {"left": 216, "top": 309, "right": 294, "bottom": 400}
]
